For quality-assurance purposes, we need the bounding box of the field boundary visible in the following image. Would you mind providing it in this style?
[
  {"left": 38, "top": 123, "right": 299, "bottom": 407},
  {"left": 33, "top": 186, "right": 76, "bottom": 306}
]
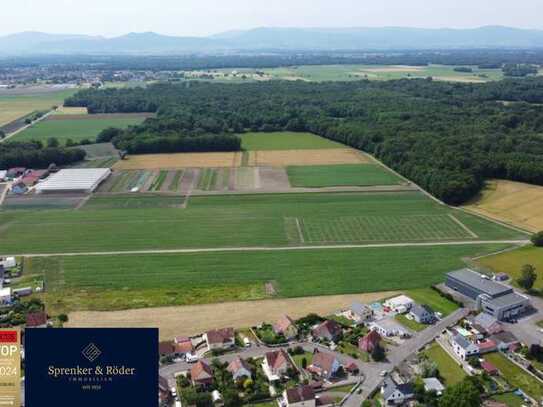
[
  {"left": 448, "top": 214, "right": 478, "bottom": 238},
  {"left": 7, "top": 239, "right": 528, "bottom": 258}
]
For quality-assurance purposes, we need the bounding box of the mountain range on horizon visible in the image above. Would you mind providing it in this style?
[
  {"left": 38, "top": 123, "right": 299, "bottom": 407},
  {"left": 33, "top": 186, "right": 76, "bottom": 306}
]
[{"left": 1, "top": 26, "right": 543, "bottom": 55}]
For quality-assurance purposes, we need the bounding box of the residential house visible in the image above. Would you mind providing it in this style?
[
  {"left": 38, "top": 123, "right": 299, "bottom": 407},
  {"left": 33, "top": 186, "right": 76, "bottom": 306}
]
[
  {"left": 481, "top": 361, "right": 498, "bottom": 376},
  {"left": 25, "top": 311, "right": 48, "bottom": 328},
  {"left": 10, "top": 182, "right": 27, "bottom": 195},
  {"left": 348, "top": 302, "right": 373, "bottom": 324},
  {"left": 422, "top": 378, "right": 445, "bottom": 396},
  {"left": 191, "top": 360, "right": 213, "bottom": 387},
  {"left": 489, "top": 331, "right": 520, "bottom": 351},
  {"left": 477, "top": 339, "right": 497, "bottom": 354},
  {"left": 173, "top": 336, "right": 194, "bottom": 356},
  {"left": 381, "top": 378, "right": 414, "bottom": 405},
  {"left": 307, "top": 350, "right": 341, "bottom": 379},
  {"left": 384, "top": 295, "right": 414, "bottom": 313},
  {"left": 358, "top": 330, "right": 382, "bottom": 353},
  {"left": 312, "top": 320, "right": 342, "bottom": 342},
  {"left": 0, "top": 288, "right": 11, "bottom": 305},
  {"left": 227, "top": 357, "right": 252, "bottom": 381},
  {"left": 273, "top": 315, "right": 298, "bottom": 339},
  {"left": 451, "top": 334, "right": 479, "bottom": 360},
  {"left": 469, "top": 313, "right": 503, "bottom": 336},
  {"left": 158, "top": 375, "right": 172, "bottom": 405},
  {"left": 283, "top": 385, "right": 316, "bottom": 407},
  {"left": 409, "top": 304, "right": 435, "bottom": 324},
  {"left": 6, "top": 168, "right": 25, "bottom": 179},
  {"left": 262, "top": 349, "right": 291, "bottom": 381},
  {"left": 158, "top": 341, "right": 175, "bottom": 357},
  {"left": 204, "top": 328, "right": 235, "bottom": 351},
  {"left": 370, "top": 318, "right": 408, "bottom": 337}
]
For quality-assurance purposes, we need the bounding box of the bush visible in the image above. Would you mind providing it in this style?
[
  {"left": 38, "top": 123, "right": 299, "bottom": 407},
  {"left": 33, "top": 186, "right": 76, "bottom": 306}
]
[{"left": 531, "top": 231, "right": 543, "bottom": 247}]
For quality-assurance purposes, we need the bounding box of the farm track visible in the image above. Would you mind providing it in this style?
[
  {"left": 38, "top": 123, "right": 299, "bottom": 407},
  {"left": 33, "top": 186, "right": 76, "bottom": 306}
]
[{"left": 10, "top": 239, "right": 528, "bottom": 258}]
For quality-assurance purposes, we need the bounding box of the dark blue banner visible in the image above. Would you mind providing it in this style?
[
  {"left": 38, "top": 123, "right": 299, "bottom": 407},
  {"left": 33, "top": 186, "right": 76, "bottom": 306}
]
[{"left": 25, "top": 328, "right": 158, "bottom": 407}]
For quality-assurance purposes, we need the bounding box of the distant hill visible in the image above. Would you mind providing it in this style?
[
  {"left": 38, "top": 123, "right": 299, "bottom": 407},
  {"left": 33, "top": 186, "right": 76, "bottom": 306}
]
[{"left": 1, "top": 26, "right": 543, "bottom": 55}]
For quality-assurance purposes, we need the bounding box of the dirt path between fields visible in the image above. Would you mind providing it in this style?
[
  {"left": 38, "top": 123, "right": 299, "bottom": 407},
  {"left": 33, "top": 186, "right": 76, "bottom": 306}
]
[
  {"left": 7, "top": 240, "right": 528, "bottom": 258},
  {"left": 66, "top": 291, "right": 399, "bottom": 340}
]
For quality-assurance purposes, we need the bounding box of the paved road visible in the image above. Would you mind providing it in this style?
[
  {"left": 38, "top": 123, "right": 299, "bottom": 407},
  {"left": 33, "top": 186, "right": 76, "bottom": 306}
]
[
  {"left": 3, "top": 240, "right": 528, "bottom": 258},
  {"left": 504, "top": 293, "right": 543, "bottom": 347}
]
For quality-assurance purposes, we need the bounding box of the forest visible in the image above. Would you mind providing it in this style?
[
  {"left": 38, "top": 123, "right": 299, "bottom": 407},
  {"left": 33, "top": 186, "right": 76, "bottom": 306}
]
[
  {"left": 64, "top": 77, "right": 543, "bottom": 204},
  {"left": 0, "top": 141, "right": 85, "bottom": 170}
]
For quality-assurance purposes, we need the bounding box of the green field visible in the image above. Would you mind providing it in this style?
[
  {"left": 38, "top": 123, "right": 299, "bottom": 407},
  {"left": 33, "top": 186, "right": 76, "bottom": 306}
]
[
  {"left": 489, "top": 392, "right": 525, "bottom": 407},
  {"left": 33, "top": 243, "right": 509, "bottom": 312},
  {"left": 0, "top": 192, "right": 526, "bottom": 255},
  {"left": 287, "top": 164, "right": 402, "bottom": 187},
  {"left": 0, "top": 89, "right": 76, "bottom": 126},
  {"left": 404, "top": 288, "right": 459, "bottom": 316},
  {"left": 216, "top": 64, "right": 504, "bottom": 83},
  {"left": 423, "top": 342, "right": 466, "bottom": 385},
  {"left": 476, "top": 245, "right": 543, "bottom": 292},
  {"left": 239, "top": 132, "right": 344, "bottom": 150},
  {"left": 485, "top": 352, "right": 543, "bottom": 400},
  {"left": 11, "top": 116, "right": 145, "bottom": 145}
]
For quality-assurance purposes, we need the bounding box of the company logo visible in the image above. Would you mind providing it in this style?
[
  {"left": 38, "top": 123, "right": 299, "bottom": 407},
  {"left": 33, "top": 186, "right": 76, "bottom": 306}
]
[{"left": 81, "top": 343, "right": 102, "bottom": 362}]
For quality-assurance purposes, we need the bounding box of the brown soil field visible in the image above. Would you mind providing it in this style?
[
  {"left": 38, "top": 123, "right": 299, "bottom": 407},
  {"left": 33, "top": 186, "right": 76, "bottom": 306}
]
[
  {"left": 53, "top": 106, "right": 88, "bottom": 115},
  {"left": 463, "top": 179, "right": 543, "bottom": 232},
  {"left": 248, "top": 149, "right": 370, "bottom": 167},
  {"left": 114, "top": 152, "right": 242, "bottom": 170},
  {"left": 67, "top": 291, "right": 398, "bottom": 340},
  {"left": 47, "top": 112, "right": 154, "bottom": 121}
]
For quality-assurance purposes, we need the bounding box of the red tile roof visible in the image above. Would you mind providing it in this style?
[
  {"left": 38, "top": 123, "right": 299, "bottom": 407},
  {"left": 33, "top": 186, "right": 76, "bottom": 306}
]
[
  {"left": 274, "top": 315, "right": 296, "bottom": 334},
  {"left": 312, "top": 320, "right": 342, "bottom": 339},
  {"left": 158, "top": 341, "right": 175, "bottom": 355},
  {"left": 227, "top": 357, "right": 251, "bottom": 375},
  {"left": 285, "top": 385, "right": 315, "bottom": 404},
  {"left": 206, "top": 328, "right": 234, "bottom": 345},
  {"left": 309, "top": 351, "right": 339, "bottom": 376},
  {"left": 358, "top": 330, "right": 381, "bottom": 352},
  {"left": 191, "top": 360, "right": 213, "bottom": 382},
  {"left": 26, "top": 311, "right": 47, "bottom": 327},
  {"left": 481, "top": 361, "right": 498, "bottom": 375},
  {"left": 265, "top": 349, "right": 290, "bottom": 370}
]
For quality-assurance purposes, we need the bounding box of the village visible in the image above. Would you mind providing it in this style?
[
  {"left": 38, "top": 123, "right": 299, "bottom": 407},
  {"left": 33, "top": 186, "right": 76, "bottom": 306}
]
[{"left": 151, "top": 269, "right": 543, "bottom": 407}]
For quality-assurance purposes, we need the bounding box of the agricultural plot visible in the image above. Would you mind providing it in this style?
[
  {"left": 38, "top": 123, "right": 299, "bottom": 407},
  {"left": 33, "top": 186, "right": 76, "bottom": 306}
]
[
  {"left": 98, "top": 169, "right": 185, "bottom": 193},
  {"left": 53, "top": 106, "right": 88, "bottom": 115},
  {"left": 34, "top": 243, "right": 509, "bottom": 312},
  {"left": 72, "top": 157, "right": 119, "bottom": 169},
  {"left": 464, "top": 179, "right": 543, "bottom": 232},
  {"left": 114, "top": 152, "right": 242, "bottom": 170},
  {"left": 75, "top": 142, "right": 119, "bottom": 159},
  {"left": 287, "top": 164, "right": 402, "bottom": 187},
  {"left": 83, "top": 195, "right": 184, "bottom": 209},
  {"left": 0, "top": 192, "right": 527, "bottom": 255},
  {"left": 248, "top": 149, "right": 369, "bottom": 167},
  {"left": 289, "top": 214, "right": 477, "bottom": 244},
  {"left": 10, "top": 114, "right": 146, "bottom": 145},
  {"left": 0, "top": 88, "right": 75, "bottom": 126},
  {"left": 1, "top": 194, "right": 86, "bottom": 211},
  {"left": 240, "top": 132, "right": 344, "bottom": 150}
]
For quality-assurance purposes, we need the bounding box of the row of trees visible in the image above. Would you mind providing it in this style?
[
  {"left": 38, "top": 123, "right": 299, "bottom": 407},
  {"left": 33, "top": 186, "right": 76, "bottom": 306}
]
[
  {"left": 65, "top": 77, "right": 543, "bottom": 204},
  {"left": 0, "top": 141, "right": 85, "bottom": 170}
]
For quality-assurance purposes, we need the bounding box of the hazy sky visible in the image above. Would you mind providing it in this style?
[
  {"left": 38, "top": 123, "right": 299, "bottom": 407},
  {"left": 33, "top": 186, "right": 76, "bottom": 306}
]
[{"left": 2, "top": 0, "right": 542, "bottom": 37}]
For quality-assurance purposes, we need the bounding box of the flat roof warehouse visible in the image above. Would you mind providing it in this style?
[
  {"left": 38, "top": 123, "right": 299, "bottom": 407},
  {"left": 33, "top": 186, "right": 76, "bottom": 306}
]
[{"left": 35, "top": 168, "right": 111, "bottom": 194}]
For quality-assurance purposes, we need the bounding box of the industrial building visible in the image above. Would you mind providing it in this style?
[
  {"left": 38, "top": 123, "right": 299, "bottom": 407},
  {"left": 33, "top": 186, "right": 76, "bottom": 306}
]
[
  {"left": 35, "top": 168, "right": 111, "bottom": 194},
  {"left": 445, "top": 268, "right": 530, "bottom": 321}
]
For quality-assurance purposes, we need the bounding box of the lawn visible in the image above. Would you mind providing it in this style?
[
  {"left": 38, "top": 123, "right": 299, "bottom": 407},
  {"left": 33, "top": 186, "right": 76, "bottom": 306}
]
[
  {"left": 485, "top": 352, "right": 543, "bottom": 400},
  {"left": 395, "top": 314, "right": 426, "bottom": 332},
  {"left": 10, "top": 116, "right": 145, "bottom": 145},
  {"left": 489, "top": 392, "right": 525, "bottom": 407},
  {"left": 404, "top": 288, "right": 459, "bottom": 316},
  {"left": 0, "top": 192, "right": 526, "bottom": 255},
  {"left": 286, "top": 164, "right": 402, "bottom": 187},
  {"left": 32, "top": 243, "right": 511, "bottom": 312},
  {"left": 239, "top": 131, "right": 344, "bottom": 150},
  {"left": 423, "top": 342, "right": 466, "bottom": 385},
  {"left": 476, "top": 245, "right": 543, "bottom": 292},
  {"left": 0, "top": 89, "right": 76, "bottom": 126},
  {"left": 292, "top": 351, "right": 313, "bottom": 368}
]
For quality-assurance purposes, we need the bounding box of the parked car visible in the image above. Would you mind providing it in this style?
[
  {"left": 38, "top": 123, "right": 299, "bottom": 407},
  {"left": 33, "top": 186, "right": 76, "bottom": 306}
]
[{"left": 186, "top": 353, "right": 199, "bottom": 363}]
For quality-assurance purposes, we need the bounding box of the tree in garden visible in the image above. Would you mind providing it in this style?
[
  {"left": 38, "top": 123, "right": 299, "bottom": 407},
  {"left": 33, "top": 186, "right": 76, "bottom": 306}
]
[
  {"left": 439, "top": 378, "right": 481, "bottom": 407},
  {"left": 517, "top": 264, "right": 537, "bottom": 291},
  {"left": 371, "top": 345, "right": 385, "bottom": 362},
  {"left": 531, "top": 231, "right": 543, "bottom": 247}
]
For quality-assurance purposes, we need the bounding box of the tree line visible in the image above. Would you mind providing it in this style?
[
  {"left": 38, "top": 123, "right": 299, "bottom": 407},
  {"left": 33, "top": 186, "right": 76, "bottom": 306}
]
[
  {"left": 65, "top": 77, "right": 543, "bottom": 204},
  {"left": 0, "top": 141, "right": 85, "bottom": 170}
]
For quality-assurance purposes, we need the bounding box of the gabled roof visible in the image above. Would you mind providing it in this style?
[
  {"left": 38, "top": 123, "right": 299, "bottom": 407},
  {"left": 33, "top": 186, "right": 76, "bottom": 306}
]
[
  {"left": 158, "top": 341, "right": 175, "bottom": 355},
  {"left": 490, "top": 331, "right": 519, "bottom": 345},
  {"left": 191, "top": 360, "right": 213, "bottom": 381},
  {"left": 265, "top": 349, "right": 290, "bottom": 370},
  {"left": 312, "top": 320, "right": 342, "bottom": 339},
  {"left": 481, "top": 361, "right": 498, "bottom": 374},
  {"left": 285, "top": 385, "right": 315, "bottom": 404},
  {"left": 422, "top": 378, "right": 444, "bottom": 393},
  {"left": 227, "top": 357, "right": 251, "bottom": 374},
  {"left": 26, "top": 311, "right": 47, "bottom": 327},
  {"left": 410, "top": 304, "right": 433, "bottom": 318},
  {"left": 274, "top": 315, "right": 297, "bottom": 334},
  {"left": 358, "top": 330, "right": 381, "bottom": 351},
  {"left": 382, "top": 378, "right": 413, "bottom": 400},
  {"left": 471, "top": 313, "right": 503, "bottom": 334},
  {"left": 174, "top": 340, "right": 193, "bottom": 354},
  {"left": 351, "top": 302, "right": 371, "bottom": 316},
  {"left": 452, "top": 334, "right": 477, "bottom": 351},
  {"left": 206, "top": 327, "right": 234, "bottom": 344},
  {"left": 310, "top": 350, "right": 339, "bottom": 374}
]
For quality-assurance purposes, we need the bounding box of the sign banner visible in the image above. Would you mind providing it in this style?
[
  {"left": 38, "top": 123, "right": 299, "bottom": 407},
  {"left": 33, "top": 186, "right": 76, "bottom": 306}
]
[
  {"left": 0, "top": 329, "right": 20, "bottom": 407},
  {"left": 25, "top": 328, "right": 158, "bottom": 407}
]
